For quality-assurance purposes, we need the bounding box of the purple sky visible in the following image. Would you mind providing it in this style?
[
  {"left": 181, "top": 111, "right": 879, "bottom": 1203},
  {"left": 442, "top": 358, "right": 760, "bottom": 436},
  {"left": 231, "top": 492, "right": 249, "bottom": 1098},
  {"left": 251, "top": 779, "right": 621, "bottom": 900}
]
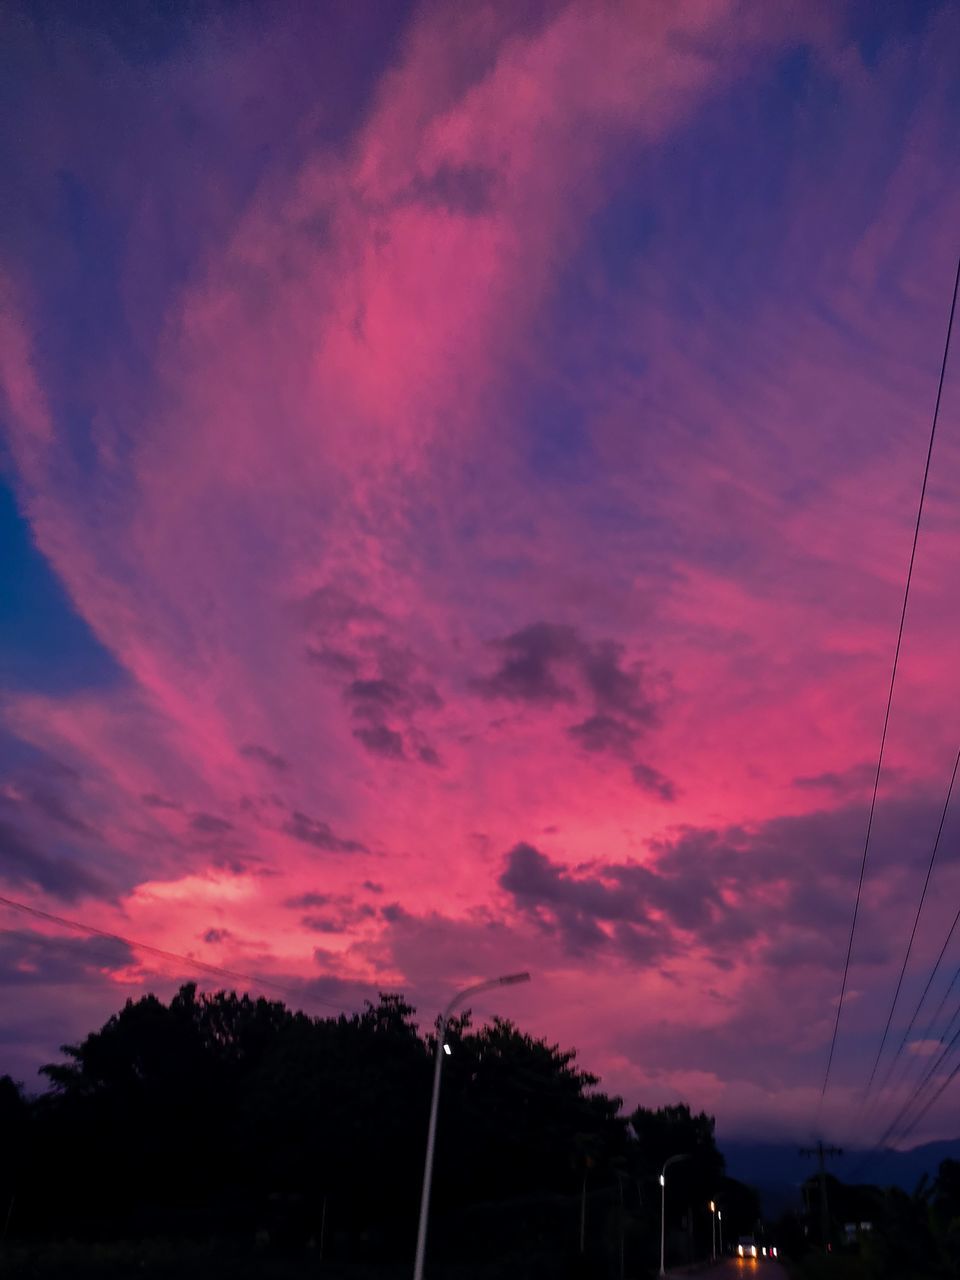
[{"left": 2, "top": 0, "right": 960, "bottom": 1147}]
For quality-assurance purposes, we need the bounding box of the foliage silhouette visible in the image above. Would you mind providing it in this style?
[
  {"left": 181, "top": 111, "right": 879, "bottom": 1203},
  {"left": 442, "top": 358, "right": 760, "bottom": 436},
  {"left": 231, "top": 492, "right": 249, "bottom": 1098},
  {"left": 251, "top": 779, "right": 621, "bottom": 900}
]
[{"left": 7, "top": 985, "right": 632, "bottom": 1266}]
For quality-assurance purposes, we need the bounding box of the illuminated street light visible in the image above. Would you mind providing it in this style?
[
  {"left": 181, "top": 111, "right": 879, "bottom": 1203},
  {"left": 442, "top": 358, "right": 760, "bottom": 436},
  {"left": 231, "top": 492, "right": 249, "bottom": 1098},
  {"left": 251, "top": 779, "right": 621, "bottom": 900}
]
[
  {"left": 659, "top": 1153, "right": 690, "bottom": 1277},
  {"left": 413, "top": 973, "right": 531, "bottom": 1280},
  {"left": 710, "top": 1200, "right": 717, "bottom": 1262}
]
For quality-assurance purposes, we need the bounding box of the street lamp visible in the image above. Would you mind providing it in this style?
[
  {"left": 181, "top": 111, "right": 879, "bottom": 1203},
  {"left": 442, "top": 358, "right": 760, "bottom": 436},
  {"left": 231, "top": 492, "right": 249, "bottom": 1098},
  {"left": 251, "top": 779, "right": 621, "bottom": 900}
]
[
  {"left": 709, "top": 1200, "right": 717, "bottom": 1263},
  {"left": 659, "top": 1154, "right": 690, "bottom": 1277},
  {"left": 718, "top": 1208, "right": 723, "bottom": 1257},
  {"left": 413, "top": 973, "right": 531, "bottom": 1280}
]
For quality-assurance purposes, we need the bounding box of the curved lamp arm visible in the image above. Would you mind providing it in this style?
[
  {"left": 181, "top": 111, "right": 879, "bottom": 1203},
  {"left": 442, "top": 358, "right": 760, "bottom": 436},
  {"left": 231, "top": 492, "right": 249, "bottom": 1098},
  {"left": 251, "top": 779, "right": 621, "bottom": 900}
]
[
  {"left": 440, "top": 972, "right": 531, "bottom": 1024},
  {"left": 413, "top": 973, "right": 531, "bottom": 1280}
]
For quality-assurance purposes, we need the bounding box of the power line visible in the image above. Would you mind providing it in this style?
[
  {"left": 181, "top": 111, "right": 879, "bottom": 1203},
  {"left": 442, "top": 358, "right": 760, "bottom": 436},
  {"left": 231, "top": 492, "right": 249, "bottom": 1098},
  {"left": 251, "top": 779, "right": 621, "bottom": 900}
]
[
  {"left": 0, "top": 893, "right": 356, "bottom": 1015},
  {"left": 865, "top": 743, "right": 960, "bottom": 1093},
  {"left": 880, "top": 906, "right": 960, "bottom": 1096},
  {"left": 856, "top": 979, "right": 960, "bottom": 1178},
  {"left": 865, "top": 813, "right": 960, "bottom": 1124},
  {"left": 873, "top": 1015, "right": 960, "bottom": 1160},
  {"left": 820, "top": 250, "right": 960, "bottom": 1102}
]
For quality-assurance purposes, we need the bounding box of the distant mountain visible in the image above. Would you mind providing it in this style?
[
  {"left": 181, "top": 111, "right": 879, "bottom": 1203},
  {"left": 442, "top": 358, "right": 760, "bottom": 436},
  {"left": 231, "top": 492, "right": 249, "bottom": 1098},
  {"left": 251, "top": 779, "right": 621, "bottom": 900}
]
[{"left": 720, "top": 1137, "right": 960, "bottom": 1217}]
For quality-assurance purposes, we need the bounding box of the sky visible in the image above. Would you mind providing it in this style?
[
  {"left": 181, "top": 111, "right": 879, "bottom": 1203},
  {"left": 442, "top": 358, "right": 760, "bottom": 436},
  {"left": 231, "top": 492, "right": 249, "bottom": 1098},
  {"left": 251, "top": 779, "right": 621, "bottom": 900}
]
[{"left": 2, "top": 0, "right": 960, "bottom": 1148}]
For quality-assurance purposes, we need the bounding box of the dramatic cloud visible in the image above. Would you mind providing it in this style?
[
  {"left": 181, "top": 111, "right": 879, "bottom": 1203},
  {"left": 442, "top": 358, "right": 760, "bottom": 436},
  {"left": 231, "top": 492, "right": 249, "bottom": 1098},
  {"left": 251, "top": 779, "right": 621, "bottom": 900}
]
[
  {"left": 474, "top": 623, "right": 656, "bottom": 725},
  {"left": 0, "top": 929, "right": 136, "bottom": 986},
  {"left": 474, "top": 622, "right": 669, "bottom": 789},
  {"left": 239, "top": 743, "right": 289, "bottom": 772},
  {"left": 0, "top": 820, "right": 107, "bottom": 901},
  {"left": 190, "top": 813, "right": 234, "bottom": 836},
  {"left": 281, "top": 812, "right": 367, "bottom": 854},
  {"left": 631, "top": 763, "right": 677, "bottom": 803}
]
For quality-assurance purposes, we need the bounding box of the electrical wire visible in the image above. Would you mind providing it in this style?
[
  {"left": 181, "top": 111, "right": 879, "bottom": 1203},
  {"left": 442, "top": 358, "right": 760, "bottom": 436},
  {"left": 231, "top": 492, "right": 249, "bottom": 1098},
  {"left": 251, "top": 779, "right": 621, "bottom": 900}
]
[
  {"left": 855, "top": 977, "right": 960, "bottom": 1180},
  {"left": 865, "top": 744, "right": 960, "bottom": 1093},
  {"left": 876, "top": 1015, "right": 960, "bottom": 1156},
  {"left": 820, "top": 251, "right": 960, "bottom": 1103},
  {"left": 868, "top": 881, "right": 960, "bottom": 1115}
]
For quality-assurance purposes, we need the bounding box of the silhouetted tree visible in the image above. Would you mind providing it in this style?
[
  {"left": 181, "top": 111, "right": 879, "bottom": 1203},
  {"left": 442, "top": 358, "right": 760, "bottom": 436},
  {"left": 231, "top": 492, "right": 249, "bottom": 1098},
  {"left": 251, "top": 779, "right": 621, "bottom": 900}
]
[
  {"left": 627, "top": 1102, "right": 725, "bottom": 1268},
  {"left": 19, "top": 985, "right": 630, "bottom": 1264}
]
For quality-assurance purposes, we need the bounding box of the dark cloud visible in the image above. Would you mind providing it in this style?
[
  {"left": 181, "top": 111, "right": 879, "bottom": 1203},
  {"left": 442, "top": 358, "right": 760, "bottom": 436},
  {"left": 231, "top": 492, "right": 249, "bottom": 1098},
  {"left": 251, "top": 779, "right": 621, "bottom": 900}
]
[
  {"left": 0, "top": 928, "right": 135, "bottom": 985},
  {"left": 569, "top": 714, "right": 639, "bottom": 757},
  {"left": 631, "top": 761, "right": 677, "bottom": 802},
  {"left": 190, "top": 812, "right": 235, "bottom": 835},
  {"left": 499, "top": 798, "right": 909, "bottom": 966},
  {"left": 301, "top": 904, "right": 376, "bottom": 933},
  {"left": 283, "top": 890, "right": 377, "bottom": 933},
  {"left": 347, "top": 678, "right": 405, "bottom": 708},
  {"left": 305, "top": 645, "right": 359, "bottom": 675},
  {"left": 407, "top": 161, "right": 498, "bottom": 215},
  {"left": 372, "top": 901, "right": 534, "bottom": 993},
  {"left": 303, "top": 583, "right": 442, "bottom": 768},
  {"left": 362, "top": 880, "right": 383, "bottom": 894},
  {"left": 282, "top": 811, "right": 367, "bottom": 853},
  {"left": 615, "top": 1003, "right": 829, "bottom": 1094},
  {"left": 0, "top": 819, "right": 107, "bottom": 901},
  {"left": 283, "top": 891, "right": 333, "bottom": 908},
  {"left": 353, "top": 724, "right": 405, "bottom": 759},
  {"left": 792, "top": 762, "right": 881, "bottom": 795},
  {"left": 301, "top": 585, "right": 384, "bottom": 630},
  {"left": 498, "top": 842, "right": 672, "bottom": 958},
  {"left": 472, "top": 622, "right": 580, "bottom": 705},
  {"left": 24, "top": 756, "right": 80, "bottom": 782},
  {"left": 473, "top": 623, "right": 663, "bottom": 790},
  {"left": 347, "top": 677, "right": 442, "bottom": 715},
  {"left": 580, "top": 638, "right": 656, "bottom": 723},
  {"left": 141, "top": 792, "right": 181, "bottom": 810},
  {"left": 0, "top": 780, "right": 98, "bottom": 837},
  {"left": 24, "top": 788, "right": 97, "bottom": 836},
  {"left": 239, "top": 743, "right": 289, "bottom": 772},
  {"left": 201, "top": 928, "right": 230, "bottom": 944},
  {"left": 302, "top": 915, "right": 342, "bottom": 933},
  {"left": 498, "top": 793, "right": 947, "bottom": 973},
  {"left": 474, "top": 622, "right": 656, "bottom": 721}
]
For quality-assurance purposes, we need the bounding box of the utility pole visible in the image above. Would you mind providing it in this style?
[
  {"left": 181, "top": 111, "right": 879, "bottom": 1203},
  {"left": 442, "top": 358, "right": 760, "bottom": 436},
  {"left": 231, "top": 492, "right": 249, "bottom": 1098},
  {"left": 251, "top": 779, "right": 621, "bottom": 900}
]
[{"left": 800, "top": 1141, "right": 843, "bottom": 1252}]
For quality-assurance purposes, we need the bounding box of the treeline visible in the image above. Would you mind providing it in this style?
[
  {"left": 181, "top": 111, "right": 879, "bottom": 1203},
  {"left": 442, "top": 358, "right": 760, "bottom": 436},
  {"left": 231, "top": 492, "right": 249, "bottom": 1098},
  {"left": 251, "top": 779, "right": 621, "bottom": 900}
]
[
  {"left": 783, "top": 1168, "right": 960, "bottom": 1279},
  {"left": 0, "top": 984, "right": 757, "bottom": 1276}
]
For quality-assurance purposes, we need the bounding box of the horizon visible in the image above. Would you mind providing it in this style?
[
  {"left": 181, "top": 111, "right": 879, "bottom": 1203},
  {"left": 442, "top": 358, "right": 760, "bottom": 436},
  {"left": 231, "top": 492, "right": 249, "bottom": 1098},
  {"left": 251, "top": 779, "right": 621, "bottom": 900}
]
[{"left": 9, "top": 971, "right": 960, "bottom": 1156}]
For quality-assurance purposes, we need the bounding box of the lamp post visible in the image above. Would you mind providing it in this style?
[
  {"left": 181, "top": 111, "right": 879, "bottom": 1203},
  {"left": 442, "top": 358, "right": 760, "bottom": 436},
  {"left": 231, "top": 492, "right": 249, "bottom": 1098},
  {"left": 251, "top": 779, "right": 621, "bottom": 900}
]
[
  {"left": 718, "top": 1208, "right": 723, "bottom": 1257},
  {"left": 709, "top": 1200, "right": 717, "bottom": 1263},
  {"left": 413, "top": 972, "right": 531, "bottom": 1280},
  {"left": 659, "top": 1154, "right": 690, "bottom": 1277}
]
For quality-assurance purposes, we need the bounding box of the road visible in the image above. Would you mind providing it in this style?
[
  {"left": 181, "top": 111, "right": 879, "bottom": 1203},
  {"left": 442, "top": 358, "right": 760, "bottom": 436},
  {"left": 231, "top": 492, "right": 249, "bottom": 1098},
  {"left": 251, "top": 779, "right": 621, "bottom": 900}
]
[{"left": 695, "top": 1260, "right": 788, "bottom": 1279}]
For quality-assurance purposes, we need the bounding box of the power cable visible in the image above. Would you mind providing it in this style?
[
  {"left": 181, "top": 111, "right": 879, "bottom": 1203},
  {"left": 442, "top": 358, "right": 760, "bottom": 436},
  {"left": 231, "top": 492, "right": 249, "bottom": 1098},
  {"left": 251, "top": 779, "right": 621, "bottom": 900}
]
[
  {"left": 867, "top": 879, "right": 960, "bottom": 1120},
  {"left": 856, "top": 980, "right": 960, "bottom": 1180},
  {"left": 876, "top": 1015, "right": 960, "bottom": 1157},
  {"left": 820, "top": 250, "right": 960, "bottom": 1102},
  {"left": 0, "top": 892, "right": 357, "bottom": 1015},
  {"left": 865, "top": 744, "right": 960, "bottom": 1093},
  {"left": 879, "top": 903, "right": 960, "bottom": 1095}
]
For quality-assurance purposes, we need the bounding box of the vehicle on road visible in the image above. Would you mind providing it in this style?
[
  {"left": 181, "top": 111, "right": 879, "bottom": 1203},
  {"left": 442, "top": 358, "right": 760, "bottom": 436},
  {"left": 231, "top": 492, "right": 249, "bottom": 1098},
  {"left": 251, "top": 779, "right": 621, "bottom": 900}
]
[{"left": 737, "top": 1236, "right": 758, "bottom": 1258}]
